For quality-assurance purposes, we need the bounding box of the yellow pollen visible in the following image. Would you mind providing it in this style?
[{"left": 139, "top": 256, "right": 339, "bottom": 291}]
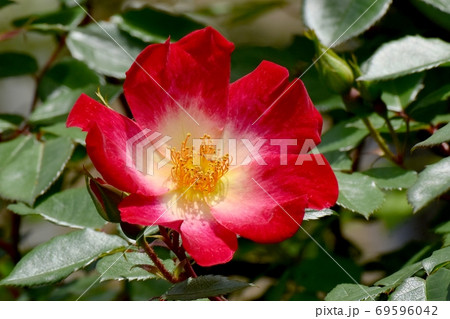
[{"left": 170, "top": 134, "right": 230, "bottom": 194}]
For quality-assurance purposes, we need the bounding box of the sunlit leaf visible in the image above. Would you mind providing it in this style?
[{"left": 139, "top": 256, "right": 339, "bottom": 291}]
[
  {"left": 303, "top": 0, "right": 392, "bottom": 47},
  {"left": 0, "top": 229, "right": 127, "bottom": 286},
  {"left": 408, "top": 157, "right": 450, "bottom": 212},
  {"left": 359, "top": 36, "right": 450, "bottom": 81}
]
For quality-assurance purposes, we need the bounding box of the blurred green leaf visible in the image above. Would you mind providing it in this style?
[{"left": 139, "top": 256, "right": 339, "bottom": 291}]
[
  {"left": 0, "top": 0, "right": 15, "bottom": 9},
  {"left": 8, "top": 187, "right": 106, "bottom": 229},
  {"left": 380, "top": 73, "right": 424, "bottom": 112},
  {"left": 38, "top": 58, "right": 101, "bottom": 101},
  {"left": 359, "top": 36, "right": 450, "bottom": 81},
  {"left": 426, "top": 268, "right": 450, "bottom": 300},
  {"left": 29, "top": 84, "right": 121, "bottom": 125},
  {"left": 375, "top": 262, "right": 423, "bottom": 287},
  {"left": 0, "top": 229, "right": 127, "bottom": 286},
  {"left": 67, "top": 22, "right": 146, "bottom": 78},
  {"left": 221, "top": 0, "right": 286, "bottom": 25},
  {"left": 96, "top": 251, "right": 174, "bottom": 282},
  {"left": 0, "top": 52, "right": 38, "bottom": 78},
  {"left": 0, "top": 136, "right": 74, "bottom": 205},
  {"left": 318, "top": 118, "right": 369, "bottom": 153},
  {"left": 325, "top": 284, "right": 384, "bottom": 301},
  {"left": 416, "top": 0, "right": 450, "bottom": 14},
  {"left": 362, "top": 167, "right": 417, "bottom": 190},
  {"left": 335, "top": 172, "right": 385, "bottom": 218},
  {"left": 164, "top": 275, "right": 250, "bottom": 300},
  {"left": 407, "top": 157, "right": 450, "bottom": 212},
  {"left": 389, "top": 277, "right": 426, "bottom": 301},
  {"left": 114, "top": 7, "right": 204, "bottom": 43},
  {"left": 13, "top": 6, "right": 85, "bottom": 32},
  {"left": 303, "top": 208, "right": 336, "bottom": 221},
  {"left": 0, "top": 114, "right": 22, "bottom": 133},
  {"left": 413, "top": 122, "right": 450, "bottom": 150},
  {"left": 436, "top": 221, "right": 450, "bottom": 234},
  {"left": 303, "top": 0, "right": 392, "bottom": 47},
  {"left": 422, "top": 246, "right": 450, "bottom": 275},
  {"left": 41, "top": 122, "right": 87, "bottom": 145}
]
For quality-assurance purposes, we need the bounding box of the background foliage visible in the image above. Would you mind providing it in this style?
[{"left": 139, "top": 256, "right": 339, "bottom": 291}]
[{"left": 0, "top": 0, "right": 449, "bottom": 301}]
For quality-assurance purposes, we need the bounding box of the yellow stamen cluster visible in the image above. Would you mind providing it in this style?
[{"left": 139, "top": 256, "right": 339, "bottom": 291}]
[{"left": 171, "top": 134, "right": 230, "bottom": 194}]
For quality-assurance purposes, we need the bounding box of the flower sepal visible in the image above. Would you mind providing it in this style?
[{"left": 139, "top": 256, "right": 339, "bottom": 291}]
[{"left": 85, "top": 174, "right": 124, "bottom": 223}]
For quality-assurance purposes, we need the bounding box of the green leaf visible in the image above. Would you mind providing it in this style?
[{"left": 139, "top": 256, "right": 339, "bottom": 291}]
[
  {"left": 164, "top": 275, "right": 250, "bottom": 300},
  {"left": 0, "top": 0, "right": 15, "bottom": 9},
  {"left": 426, "top": 268, "right": 450, "bottom": 301},
  {"left": 436, "top": 221, "right": 450, "bottom": 234},
  {"left": 96, "top": 251, "right": 174, "bottom": 282},
  {"left": 389, "top": 277, "right": 426, "bottom": 301},
  {"left": 7, "top": 187, "right": 106, "bottom": 229},
  {"left": 407, "top": 157, "right": 450, "bottom": 212},
  {"left": 67, "top": 22, "right": 146, "bottom": 78},
  {"left": 323, "top": 151, "right": 352, "bottom": 171},
  {"left": 29, "top": 84, "right": 121, "bottom": 125},
  {"left": 0, "top": 229, "right": 127, "bottom": 286},
  {"left": 303, "top": 0, "right": 392, "bottom": 47},
  {"left": 0, "top": 52, "right": 38, "bottom": 78},
  {"left": 375, "top": 262, "right": 423, "bottom": 288},
  {"left": 41, "top": 122, "right": 87, "bottom": 145},
  {"left": 362, "top": 167, "right": 418, "bottom": 190},
  {"left": 38, "top": 58, "right": 102, "bottom": 101},
  {"left": 408, "top": 83, "right": 450, "bottom": 117},
  {"left": 335, "top": 172, "right": 385, "bottom": 218},
  {"left": 325, "top": 283, "right": 385, "bottom": 301},
  {"left": 359, "top": 36, "right": 450, "bottom": 81},
  {"left": 417, "top": 0, "right": 450, "bottom": 14},
  {"left": 380, "top": 73, "right": 425, "bottom": 112},
  {"left": 0, "top": 136, "right": 74, "bottom": 205},
  {"left": 422, "top": 246, "right": 450, "bottom": 275},
  {"left": 317, "top": 118, "right": 369, "bottom": 153},
  {"left": 413, "top": 122, "right": 450, "bottom": 151},
  {"left": 114, "top": 7, "right": 204, "bottom": 43},
  {"left": 304, "top": 208, "right": 336, "bottom": 221},
  {"left": 13, "top": 6, "right": 85, "bottom": 32},
  {"left": 0, "top": 114, "right": 22, "bottom": 133}
]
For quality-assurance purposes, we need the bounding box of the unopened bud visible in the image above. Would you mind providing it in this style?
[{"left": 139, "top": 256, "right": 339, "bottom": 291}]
[
  {"left": 307, "top": 31, "right": 354, "bottom": 94},
  {"left": 86, "top": 176, "right": 123, "bottom": 223}
]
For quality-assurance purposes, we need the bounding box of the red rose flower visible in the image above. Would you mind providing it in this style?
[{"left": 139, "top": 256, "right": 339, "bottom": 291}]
[{"left": 67, "top": 27, "right": 338, "bottom": 266}]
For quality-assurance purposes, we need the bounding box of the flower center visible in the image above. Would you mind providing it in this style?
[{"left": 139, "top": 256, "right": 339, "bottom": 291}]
[{"left": 170, "top": 134, "right": 230, "bottom": 194}]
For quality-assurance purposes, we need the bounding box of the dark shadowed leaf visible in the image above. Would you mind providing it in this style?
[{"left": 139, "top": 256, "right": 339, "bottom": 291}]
[
  {"left": 38, "top": 58, "right": 101, "bottom": 101},
  {"left": 0, "top": 229, "right": 127, "bottom": 286},
  {"left": 115, "top": 7, "right": 204, "bottom": 43},
  {"left": 7, "top": 188, "right": 106, "bottom": 229},
  {"left": 164, "top": 275, "right": 250, "bottom": 300},
  {"left": 0, "top": 136, "right": 74, "bottom": 205},
  {"left": 303, "top": 0, "right": 392, "bottom": 47},
  {"left": 0, "top": 52, "right": 38, "bottom": 78},
  {"left": 407, "top": 157, "right": 450, "bottom": 212},
  {"left": 359, "top": 36, "right": 450, "bottom": 81}
]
